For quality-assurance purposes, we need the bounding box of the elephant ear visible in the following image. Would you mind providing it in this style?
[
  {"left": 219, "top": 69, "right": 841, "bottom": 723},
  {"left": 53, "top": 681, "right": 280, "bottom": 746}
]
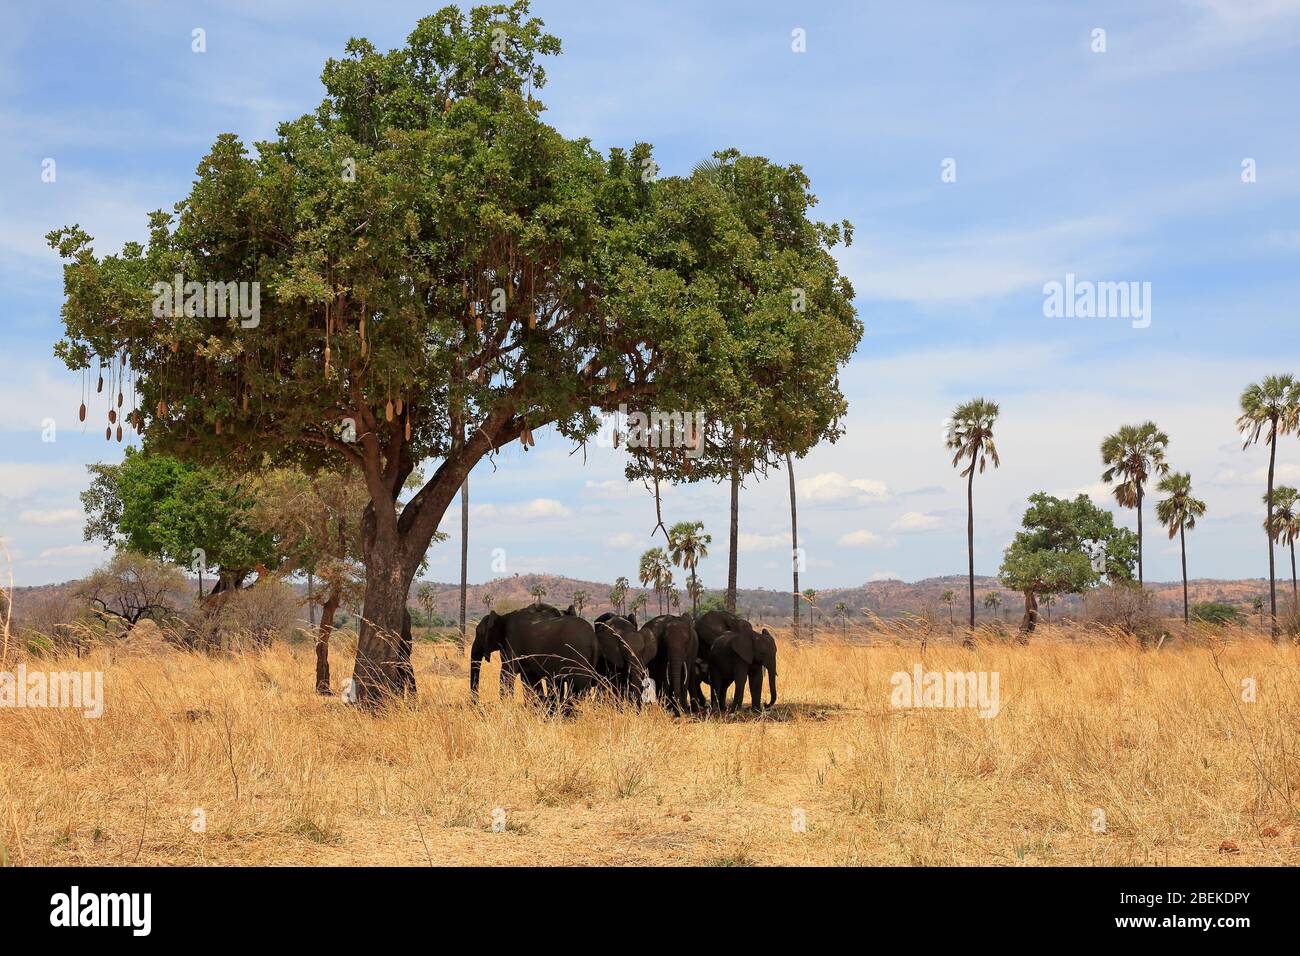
[
  {"left": 627, "top": 612, "right": 636, "bottom": 628},
  {"left": 730, "top": 629, "right": 756, "bottom": 665}
]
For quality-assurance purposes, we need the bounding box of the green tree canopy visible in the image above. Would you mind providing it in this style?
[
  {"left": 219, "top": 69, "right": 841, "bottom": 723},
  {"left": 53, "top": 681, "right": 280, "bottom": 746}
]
[
  {"left": 82, "top": 447, "right": 275, "bottom": 592},
  {"left": 48, "top": 3, "right": 859, "bottom": 703},
  {"left": 999, "top": 493, "right": 1138, "bottom": 631}
]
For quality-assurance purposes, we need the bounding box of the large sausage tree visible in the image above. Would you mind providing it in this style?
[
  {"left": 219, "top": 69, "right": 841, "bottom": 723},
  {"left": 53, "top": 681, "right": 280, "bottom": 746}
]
[{"left": 49, "top": 2, "right": 859, "bottom": 704}]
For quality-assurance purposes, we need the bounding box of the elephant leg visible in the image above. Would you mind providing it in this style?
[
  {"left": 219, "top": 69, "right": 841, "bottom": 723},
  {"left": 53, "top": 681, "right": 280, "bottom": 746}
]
[
  {"left": 731, "top": 662, "right": 749, "bottom": 713},
  {"left": 747, "top": 666, "right": 763, "bottom": 713}
]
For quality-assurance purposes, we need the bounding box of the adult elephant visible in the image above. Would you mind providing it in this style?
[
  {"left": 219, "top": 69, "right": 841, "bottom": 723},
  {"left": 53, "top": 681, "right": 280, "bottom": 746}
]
[
  {"left": 470, "top": 607, "right": 600, "bottom": 709},
  {"left": 595, "top": 612, "right": 657, "bottom": 702},
  {"left": 643, "top": 614, "right": 703, "bottom": 714},
  {"left": 469, "top": 603, "right": 565, "bottom": 699},
  {"left": 707, "top": 627, "right": 777, "bottom": 714},
  {"left": 693, "top": 609, "right": 755, "bottom": 704},
  {"left": 592, "top": 612, "right": 632, "bottom": 697}
]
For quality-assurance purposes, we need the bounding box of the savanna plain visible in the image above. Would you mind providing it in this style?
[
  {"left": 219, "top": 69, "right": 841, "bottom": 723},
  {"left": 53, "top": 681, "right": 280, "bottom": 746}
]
[{"left": 3, "top": 625, "right": 1298, "bottom": 867}]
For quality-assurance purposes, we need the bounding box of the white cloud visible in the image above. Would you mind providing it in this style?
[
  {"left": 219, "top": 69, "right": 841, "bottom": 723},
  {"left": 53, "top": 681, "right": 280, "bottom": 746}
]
[
  {"left": 738, "top": 532, "right": 790, "bottom": 553},
  {"left": 798, "top": 471, "right": 889, "bottom": 504},
  {"left": 867, "top": 571, "right": 902, "bottom": 583},
  {"left": 891, "top": 511, "right": 942, "bottom": 532},
  {"left": 508, "top": 498, "right": 572, "bottom": 519},
  {"left": 1052, "top": 482, "right": 1111, "bottom": 502},
  {"left": 17, "top": 508, "right": 81, "bottom": 525},
  {"left": 605, "top": 531, "right": 637, "bottom": 548},
  {"left": 583, "top": 479, "right": 635, "bottom": 500},
  {"left": 838, "top": 529, "right": 889, "bottom": 547},
  {"left": 35, "top": 543, "right": 101, "bottom": 561}
]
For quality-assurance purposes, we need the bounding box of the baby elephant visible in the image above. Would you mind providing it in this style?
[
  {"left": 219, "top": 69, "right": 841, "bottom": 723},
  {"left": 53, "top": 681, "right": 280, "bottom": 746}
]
[{"left": 707, "top": 628, "right": 777, "bottom": 714}]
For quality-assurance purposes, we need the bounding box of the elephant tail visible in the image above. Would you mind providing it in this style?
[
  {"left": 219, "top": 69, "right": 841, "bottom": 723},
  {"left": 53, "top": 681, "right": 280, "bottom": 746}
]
[{"left": 767, "top": 663, "right": 777, "bottom": 708}]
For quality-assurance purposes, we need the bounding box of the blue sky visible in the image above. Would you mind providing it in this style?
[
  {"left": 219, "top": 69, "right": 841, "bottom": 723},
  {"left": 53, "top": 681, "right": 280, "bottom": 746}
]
[{"left": 2, "top": 0, "right": 1299, "bottom": 589}]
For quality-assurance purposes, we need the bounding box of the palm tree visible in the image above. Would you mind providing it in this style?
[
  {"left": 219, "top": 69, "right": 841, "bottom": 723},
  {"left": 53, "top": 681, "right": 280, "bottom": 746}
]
[
  {"left": 686, "top": 577, "right": 704, "bottom": 613},
  {"left": 1238, "top": 374, "right": 1300, "bottom": 638},
  {"left": 610, "top": 576, "right": 630, "bottom": 616},
  {"left": 786, "top": 451, "right": 801, "bottom": 638},
  {"left": 572, "top": 589, "right": 588, "bottom": 618},
  {"left": 639, "top": 548, "right": 671, "bottom": 615},
  {"left": 983, "top": 591, "right": 1002, "bottom": 619},
  {"left": 1155, "top": 472, "right": 1206, "bottom": 625},
  {"left": 1253, "top": 595, "right": 1265, "bottom": 626},
  {"left": 941, "top": 589, "right": 955, "bottom": 627},
  {"left": 668, "top": 587, "right": 681, "bottom": 612},
  {"left": 1100, "top": 422, "right": 1170, "bottom": 587},
  {"left": 529, "top": 582, "right": 547, "bottom": 605},
  {"left": 1041, "top": 594, "right": 1054, "bottom": 622},
  {"left": 629, "top": 592, "right": 649, "bottom": 619},
  {"left": 416, "top": 582, "right": 437, "bottom": 638},
  {"left": 834, "top": 601, "right": 848, "bottom": 636},
  {"left": 1264, "top": 486, "right": 1299, "bottom": 608},
  {"left": 802, "top": 588, "right": 818, "bottom": 638},
  {"left": 667, "top": 521, "right": 712, "bottom": 615},
  {"left": 483, "top": 590, "right": 494, "bottom": 612},
  {"left": 947, "top": 398, "right": 1001, "bottom": 639}
]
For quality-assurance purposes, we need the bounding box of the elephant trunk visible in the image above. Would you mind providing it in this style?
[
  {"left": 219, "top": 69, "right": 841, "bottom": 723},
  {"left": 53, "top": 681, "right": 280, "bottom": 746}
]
[
  {"left": 767, "top": 664, "right": 778, "bottom": 708},
  {"left": 669, "top": 656, "right": 686, "bottom": 713}
]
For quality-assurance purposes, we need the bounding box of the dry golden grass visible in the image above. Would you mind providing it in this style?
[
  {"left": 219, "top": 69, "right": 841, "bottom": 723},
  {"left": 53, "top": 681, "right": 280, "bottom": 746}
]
[{"left": 2, "top": 623, "right": 1299, "bottom": 866}]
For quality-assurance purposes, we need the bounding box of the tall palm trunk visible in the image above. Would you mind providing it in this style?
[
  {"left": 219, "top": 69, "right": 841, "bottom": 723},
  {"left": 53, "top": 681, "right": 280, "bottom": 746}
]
[
  {"left": 727, "top": 459, "right": 739, "bottom": 613},
  {"left": 1179, "top": 523, "right": 1188, "bottom": 625},
  {"left": 786, "top": 452, "right": 799, "bottom": 637},
  {"left": 459, "top": 476, "right": 469, "bottom": 652},
  {"left": 1290, "top": 540, "right": 1297, "bottom": 607},
  {"left": 1266, "top": 419, "right": 1278, "bottom": 639},
  {"left": 1136, "top": 485, "right": 1144, "bottom": 587},
  {"left": 965, "top": 465, "right": 976, "bottom": 640}
]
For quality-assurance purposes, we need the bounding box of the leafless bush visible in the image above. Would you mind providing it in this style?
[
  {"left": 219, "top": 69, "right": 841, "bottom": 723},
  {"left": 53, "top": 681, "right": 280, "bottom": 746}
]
[
  {"left": 217, "top": 578, "right": 301, "bottom": 650},
  {"left": 1082, "top": 584, "right": 1165, "bottom": 646}
]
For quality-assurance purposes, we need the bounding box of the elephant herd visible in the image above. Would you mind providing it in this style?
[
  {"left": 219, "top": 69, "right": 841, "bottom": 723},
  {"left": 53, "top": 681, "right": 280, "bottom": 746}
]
[{"left": 469, "top": 605, "right": 778, "bottom": 716}]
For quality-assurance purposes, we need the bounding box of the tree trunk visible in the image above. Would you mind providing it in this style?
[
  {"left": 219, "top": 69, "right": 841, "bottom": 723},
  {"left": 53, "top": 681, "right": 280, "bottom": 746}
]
[
  {"left": 1266, "top": 420, "right": 1278, "bottom": 639},
  {"left": 316, "top": 586, "right": 341, "bottom": 695},
  {"left": 1290, "top": 540, "right": 1297, "bottom": 608},
  {"left": 459, "top": 475, "right": 469, "bottom": 652},
  {"left": 1019, "top": 590, "right": 1038, "bottom": 637},
  {"left": 726, "top": 459, "right": 739, "bottom": 613},
  {"left": 787, "top": 452, "right": 799, "bottom": 638},
  {"left": 1180, "top": 523, "right": 1189, "bottom": 626},
  {"left": 965, "top": 465, "right": 976, "bottom": 643},
  {"left": 1136, "top": 485, "right": 1144, "bottom": 587},
  {"left": 307, "top": 571, "right": 316, "bottom": 628},
  {"left": 352, "top": 545, "right": 417, "bottom": 706}
]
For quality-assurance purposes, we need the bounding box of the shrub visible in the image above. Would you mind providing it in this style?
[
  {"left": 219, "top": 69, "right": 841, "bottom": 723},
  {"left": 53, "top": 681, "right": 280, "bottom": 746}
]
[
  {"left": 1190, "top": 602, "right": 1243, "bottom": 627},
  {"left": 219, "top": 578, "right": 301, "bottom": 649},
  {"left": 1082, "top": 584, "right": 1164, "bottom": 645}
]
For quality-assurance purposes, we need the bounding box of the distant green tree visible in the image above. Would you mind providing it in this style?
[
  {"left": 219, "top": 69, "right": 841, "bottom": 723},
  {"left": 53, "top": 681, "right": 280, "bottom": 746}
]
[
  {"left": 947, "top": 398, "right": 1000, "bottom": 639},
  {"left": 1238, "top": 375, "right": 1300, "bottom": 638},
  {"left": 999, "top": 493, "right": 1138, "bottom": 636},
  {"left": 1191, "top": 602, "right": 1243, "bottom": 626},
  {"left": 1100, "top": 421, "right": 1170, "bottom": 586},
  {"left": 1155, "top": 472, "right": 1206, "bottom": 625},
  {"left": 609, "top": 576, "right": 630, "bottom": 615},
  {"left": 82, "top": 447, "right": 275, "bottom": 597},
  {"left": 1264, "top": 486, "right": 1299, "bottom": 607},
  {"left": 667, "top": 521, "right": 711, "bottom": 615}
]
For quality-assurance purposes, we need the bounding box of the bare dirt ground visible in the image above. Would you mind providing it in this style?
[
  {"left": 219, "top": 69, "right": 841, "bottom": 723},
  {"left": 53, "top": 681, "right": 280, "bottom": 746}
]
[{"left": 3, "top": 627, "right": 1298, "bottom": 866}]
